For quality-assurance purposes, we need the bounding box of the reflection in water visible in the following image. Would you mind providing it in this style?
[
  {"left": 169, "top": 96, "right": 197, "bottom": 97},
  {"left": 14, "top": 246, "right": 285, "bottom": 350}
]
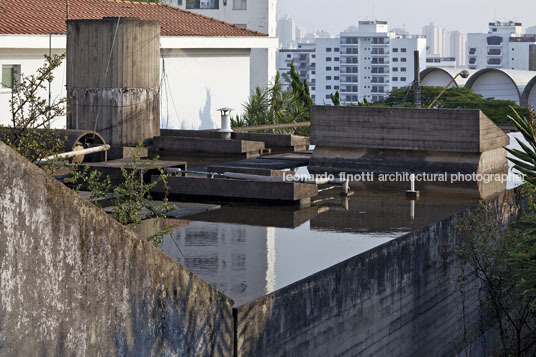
[
  {"left": 158, "top": 133, "right": 524, "bottom": 306},
  {"left": 161, "top": 220, "right": 399, "bottom": 306}
]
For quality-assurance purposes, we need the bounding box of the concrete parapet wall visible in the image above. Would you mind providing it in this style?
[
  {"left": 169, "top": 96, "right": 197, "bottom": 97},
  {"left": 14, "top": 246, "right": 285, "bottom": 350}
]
[
  {"left": 152, "top": 176, "right": 318, "bottom": 204},
  {"left": 0, "top": 142, "right": 234, "bottom": 356},
  {"left": 160, "top": 129, "right": 309, "bottom": 150},
  {"left": 235, "top": 189, "right": 521, "bottom": 356},
  {"left": 152, "top": 135, "right": 265, "bottom": 157},
  {"left": 310, "top": 106, "right": 509, "bottom": 153}
]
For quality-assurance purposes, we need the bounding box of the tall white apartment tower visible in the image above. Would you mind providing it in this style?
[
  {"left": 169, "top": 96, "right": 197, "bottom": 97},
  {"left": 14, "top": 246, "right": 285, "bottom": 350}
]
[
  {"left": 422, "top": 23, "right": 444, "bottom": 56},
  {"left": 277, "top": 15, "right": 296, "bottom": 49},
  {"left": 162, "top": 0, "right": 279, "bottom": 91},
  {"left": 450, "top": 30, "right": 467, "bottom": 67},
  {"left": 314, "top": 21, "right": 426, "bottom": 105},
  {"left": 277, "top": 21, "right": 426, "bottom": 105},
  {"left": 468, "top": 21, "right": 536, "bottom": 71}
]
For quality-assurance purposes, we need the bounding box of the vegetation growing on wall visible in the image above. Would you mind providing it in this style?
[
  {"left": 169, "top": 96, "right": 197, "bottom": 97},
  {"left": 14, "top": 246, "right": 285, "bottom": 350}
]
[
  {"left": 0, "top": 54, "right": 67, "bottom": 165},
  {"left": 452, "top": 107, "right": 536, "bottom": 356},
  {"left": 0, "top": 55, "right": 173, "bottom": 246},
  {"left": 71, "top": 143, "right": 175, "bottom": 246}
]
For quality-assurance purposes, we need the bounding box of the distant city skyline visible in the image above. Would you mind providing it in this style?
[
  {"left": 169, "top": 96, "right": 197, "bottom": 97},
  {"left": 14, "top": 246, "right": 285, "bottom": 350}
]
[{"left": 277, "top": 0, "right": 536, "bottom": 35}]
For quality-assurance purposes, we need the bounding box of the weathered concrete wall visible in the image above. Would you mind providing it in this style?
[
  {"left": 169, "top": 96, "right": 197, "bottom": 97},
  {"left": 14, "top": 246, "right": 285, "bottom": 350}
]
[
  {"left": 152, "top": 135, "right": 265, "bottom": 158},
  {"left": 310, "top": 106, "right": 508, "bottom": 152},
  {"left": 309, "top": 106, "right": 509, "bottom": 176},
  {"left": 235, "top": 189, "right": 521, "bottom": 356},
  {"left": 67, "top": 18, "right": 161, "bottom": 147},
  {"left": 0, "top": 142, "right": 234, "bottom": 356},
  {"left": 159, "top": 129, "right": 309, "bottom": 150}
]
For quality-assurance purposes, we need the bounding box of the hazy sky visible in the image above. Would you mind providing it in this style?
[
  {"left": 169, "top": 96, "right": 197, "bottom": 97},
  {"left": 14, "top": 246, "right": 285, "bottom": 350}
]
[{"left": 277, "top": 0, "right": 536, "bottom": 35}]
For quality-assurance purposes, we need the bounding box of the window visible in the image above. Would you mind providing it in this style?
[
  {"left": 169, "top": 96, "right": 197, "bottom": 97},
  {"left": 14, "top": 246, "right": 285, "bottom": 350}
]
[
  {"left": 401, "top": 77, "right": 407, "bottom": 81},
  {"left": 401, "top": 58, "right": 407, "bottom": 62},
  {"left": 326, "top": 76, "right": 332, "bottom": 80},
  {"left": 392, "top": 58, "right": 398, "bottom": 62},
  {"left": 334, "top": 57, "right": 339, "bottom": 62},
  {"left": 327, "top": 48, "right": 332, "bottom": 52},
  {"left": 401, "top": 67, "right": 406, "bottom": 72},
  {"left": 326, "top": 67, "right": 332, "bottom": 71},
  {"left": 392, "top": 67, "right": 398, "bottom": 72},
  {"left": 1, "top": 65, "right": 21, "bottom": 89},
  {"left": 334, "top": 86, "right": 339, "bottom": 89},
  {"left": 335, "top": 48, "right": 340, "bottom": 52},
  {"left": 312, "top": 71, "right": 316, "bottom": 75},
  {"left": 326, "top": 95, "right": 331, "bottom": 99},
  {"left": 312, "top": 87, "right": 316, "bottom": 91},
  {"left": 401, "top": 48, "right": 407, "bottom": 53},
  {"left": 286, "top": 54, "right": 291, "bottom": 58},
  {"left": 334, "top": 76, "right": 339, "bottom": 80},
  {"left": 186, "top": 0, "right": 219, "bottom": 9},
  {"left": 334, "top": 67, "right": 340, "bottom": 71},
  {"left": 393, "top": 48, "right": 399, "bottom": 52},
  {"left": 327, "top": 57, "right": 332, "bottom": 61},
  {"left": 312, "top": 55, "right": 316, "bottom": 58},
  {"left": 487, "top": 36, "right": 503, "bottom": 45},
  {"left": 392, "top": 77, "right": 398, "bottom": 81},
  {"left": 326, "top": 85, "right": 332, "bottom": 90}
]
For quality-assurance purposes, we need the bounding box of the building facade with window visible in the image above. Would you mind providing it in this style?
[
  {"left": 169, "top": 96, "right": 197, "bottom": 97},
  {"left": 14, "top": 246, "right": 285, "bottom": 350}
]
[
  {"left": 276, "top": 44, "right": 316, "bottom": 99},
  {"left": 467, "top": 21, "right": 536, "bottom": 71},
  {"left": 0, "top": 0, "right": 277, "bottom": 130},
  {"left": 162, "top": 0, "right": 278, "bottom": 92},
  {"left": 276, "top": 21, "right": 426, "bottom": 105}
]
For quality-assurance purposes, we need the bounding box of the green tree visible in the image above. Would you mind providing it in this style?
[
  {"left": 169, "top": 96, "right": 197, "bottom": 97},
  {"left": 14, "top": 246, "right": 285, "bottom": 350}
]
[
  {"left": 330, "top": 90, "right": 341, "bottom": 106},
  {"left": 376, "top": 86, "right": 529, "bottom": 124},
  {"left": 0, "top": 54, "right": 67, "bottom": 165},
  {"left": 232, "top": 70, "right": 310, "bottom": 134},
  {"left": 452, "top": 193, "right": 536, "bottom": 356}
]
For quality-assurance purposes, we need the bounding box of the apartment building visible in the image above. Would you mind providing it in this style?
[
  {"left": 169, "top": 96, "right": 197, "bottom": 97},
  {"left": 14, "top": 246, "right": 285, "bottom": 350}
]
[
  {"left": 162, "top": 0, "right": 278, "bottom": 91},
  {"left": 467, "top": 21, "right": 536, "bottom": 71},
  {"left": 276, "top": 43, "right": 316, "bottom": 99},
  {"left": 276, "top": 21, "right": 426, "bottom": 105}
]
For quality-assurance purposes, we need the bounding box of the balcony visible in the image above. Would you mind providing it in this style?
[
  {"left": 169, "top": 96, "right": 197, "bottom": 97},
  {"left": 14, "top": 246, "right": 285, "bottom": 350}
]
[
  {"left": 371, "top": 68, "right": 389, "bottom": 74},
  {"left": 371, "top": 78, "right": 389, "bottom": 84},
  {"left": 371, "top": 60, "right": 389, "bottom": 66},
  {"left": 487, "top": 49, "right": 502, "bottom": 56},
  {"left": 371, "top": 50, "right": 390, "bottom": 56},
  {"left": 371, "top": 40, "right": 389, "bottom": 46}
]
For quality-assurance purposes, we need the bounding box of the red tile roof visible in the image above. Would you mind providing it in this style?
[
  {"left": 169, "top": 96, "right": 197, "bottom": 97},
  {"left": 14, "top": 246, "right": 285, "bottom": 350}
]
[{"left": 0, "top": 0, "right": 266, "bottom": 37}]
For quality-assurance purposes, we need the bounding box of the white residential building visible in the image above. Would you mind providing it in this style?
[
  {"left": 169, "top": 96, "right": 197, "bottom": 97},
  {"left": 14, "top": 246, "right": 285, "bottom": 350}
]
[
  {"left": 276, "top": 43, "right": 316, "bottom": 99},
  {"left": 162, "top": 0, "right": 278, "bottom": 92},
  {"left": 422, "top": 23, "right": 445, "bottom": 57},
  {"left": 467, "top": 21, "right": 536, "bottom": 71},
  {"left": 0, "top": 0, "right": 278, "bottom": 130},
  {"left": 277, "top": 21, "right": 426, "bottom": 105},
  {"left": 277, "top": 15, "right": 296, "bottom": 49},
  {"left": 450, "top": 30, "right": 467, "bottom": 67}
]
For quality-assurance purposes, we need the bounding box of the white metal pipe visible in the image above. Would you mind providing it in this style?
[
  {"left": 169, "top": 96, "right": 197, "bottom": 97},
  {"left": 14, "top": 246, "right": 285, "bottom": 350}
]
[{"left": 39, "top": 144, "right": 110, "bottom": 163}]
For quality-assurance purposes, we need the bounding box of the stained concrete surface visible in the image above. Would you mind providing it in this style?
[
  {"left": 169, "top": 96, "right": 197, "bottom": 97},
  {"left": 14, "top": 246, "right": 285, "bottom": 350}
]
[{"left": 0, "top": 141, "right": 234, "bottom": 356}]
